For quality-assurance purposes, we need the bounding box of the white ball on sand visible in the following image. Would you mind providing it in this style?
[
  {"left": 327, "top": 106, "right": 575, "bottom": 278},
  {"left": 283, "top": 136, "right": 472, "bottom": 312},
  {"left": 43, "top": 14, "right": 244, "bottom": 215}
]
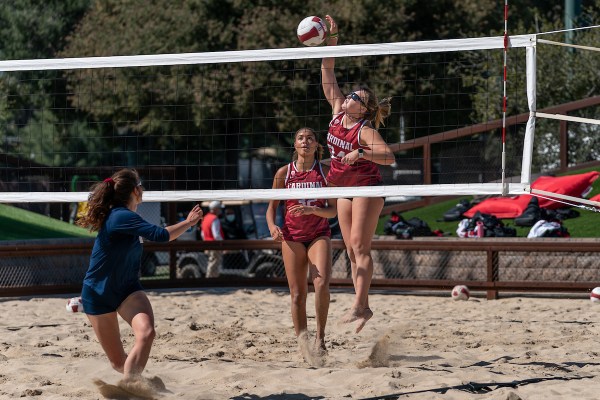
[
  {"left": 590, "top": 287, "right": 600, "bottom": 303},
  {"left": 297, "top": 16, "right": 328, "bottom": 46},
  {"left": 66, "top": 297, "right": 84, "bottom": 313},
  {"left": 451, "top": 285, "right": 470, "bottom": 301}
]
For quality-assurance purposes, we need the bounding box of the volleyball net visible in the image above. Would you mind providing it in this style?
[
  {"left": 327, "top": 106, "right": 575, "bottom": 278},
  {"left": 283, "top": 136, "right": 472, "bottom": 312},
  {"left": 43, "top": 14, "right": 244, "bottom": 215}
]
[{"left": 1, "top": 31, "right": 598, "bottom": 205}]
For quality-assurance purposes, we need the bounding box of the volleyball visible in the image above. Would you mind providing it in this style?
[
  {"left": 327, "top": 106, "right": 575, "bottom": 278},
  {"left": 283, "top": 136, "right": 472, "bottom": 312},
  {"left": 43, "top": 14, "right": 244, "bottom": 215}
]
[
  {"left": 451, "top": 285, "right": 470, "bottom": 301},
  {"left": 590, "top": 287, "right": 600, "bottom": 303},
  {"left": 66, "top": 297, "right": 84, "bottom": 313},
  {"left": 297, "top": 16, "right": 327, "bottom": 46}
]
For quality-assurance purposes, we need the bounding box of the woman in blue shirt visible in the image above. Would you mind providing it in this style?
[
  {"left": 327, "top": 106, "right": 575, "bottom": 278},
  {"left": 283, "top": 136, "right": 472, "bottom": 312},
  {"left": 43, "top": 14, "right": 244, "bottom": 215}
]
[{"left": 77, "top": 169, "right": 202, "bottom": 384}]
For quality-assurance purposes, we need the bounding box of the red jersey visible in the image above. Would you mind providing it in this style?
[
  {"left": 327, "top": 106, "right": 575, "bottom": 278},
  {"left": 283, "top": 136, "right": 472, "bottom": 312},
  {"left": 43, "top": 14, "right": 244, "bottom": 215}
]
[
  {"left": 281, "top": 161, "right": 331, "bottom": 242},
  {"left": 327, "top": 112, "right": 382, "bottom": 187}
]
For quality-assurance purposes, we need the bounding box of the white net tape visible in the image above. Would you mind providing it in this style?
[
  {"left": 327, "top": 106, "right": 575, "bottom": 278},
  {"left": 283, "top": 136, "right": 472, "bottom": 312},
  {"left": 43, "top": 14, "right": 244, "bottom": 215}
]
[{"left": 1, "top": 34, "right": 537, "bottom": 203}]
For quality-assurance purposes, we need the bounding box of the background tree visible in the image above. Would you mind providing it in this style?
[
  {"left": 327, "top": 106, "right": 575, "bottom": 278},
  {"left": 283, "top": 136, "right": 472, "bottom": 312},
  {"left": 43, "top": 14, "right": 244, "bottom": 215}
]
[
  {"left": 0, "top": 0, "right": 92, "bottom": 173},
  {"left": 4, "top": 1, "right": 598, "bottom": 190},
  {"left": 468, "top": 2, "right": 600, "bottom": 173}
]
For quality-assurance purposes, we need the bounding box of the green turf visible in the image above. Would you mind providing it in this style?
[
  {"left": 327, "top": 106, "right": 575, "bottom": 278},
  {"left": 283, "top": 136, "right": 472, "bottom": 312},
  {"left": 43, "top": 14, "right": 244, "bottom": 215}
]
[
  {"left": 377, "top": 167, "right": 600, "bottom": 238},
  {"left": 0, "top": 203, "right": 96, "bottom": 240}
]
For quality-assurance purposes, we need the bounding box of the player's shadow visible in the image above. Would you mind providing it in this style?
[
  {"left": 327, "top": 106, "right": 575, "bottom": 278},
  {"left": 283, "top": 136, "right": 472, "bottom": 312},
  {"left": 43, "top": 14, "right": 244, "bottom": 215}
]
[
  {"left": 230, "top": 395, "right": 324, "bottom": 400},
  {"left": 517, "top": 360, "right": 600, "bottom": 369},
  {"left": 465, "top": 356, "right": 600, "bottom": 371},
  {"left": 360, "top": 374, "right": 595, "bottom": 400},
  {"left": 465, "top": 355, "right": 516, "bottom": 367}
]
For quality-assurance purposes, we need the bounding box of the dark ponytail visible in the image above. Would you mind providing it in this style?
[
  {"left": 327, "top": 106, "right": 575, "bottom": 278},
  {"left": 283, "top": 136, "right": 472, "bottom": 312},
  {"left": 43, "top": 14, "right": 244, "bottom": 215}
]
[{"left": 77, "top": 169, "right": 141, "bottom": 232}]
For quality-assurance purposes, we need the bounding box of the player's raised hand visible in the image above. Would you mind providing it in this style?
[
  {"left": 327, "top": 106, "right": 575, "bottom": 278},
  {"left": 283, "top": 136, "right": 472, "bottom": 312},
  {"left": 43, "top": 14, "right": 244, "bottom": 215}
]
[
  {"left": 186, "top": 204, "right": 203, "bottom": 225},
  {"left": 325, "top": 15, "right": 338, "bottom": 42}
]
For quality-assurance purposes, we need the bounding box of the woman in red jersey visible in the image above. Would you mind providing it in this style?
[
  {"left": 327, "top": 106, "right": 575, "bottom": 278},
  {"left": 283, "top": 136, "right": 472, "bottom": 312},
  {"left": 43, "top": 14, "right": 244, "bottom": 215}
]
[
  {"left": 266, "top": 127, "right": 337, "bottom": 361},
  {"left": 321, "top": 15, "right": 396, "bottom": 334}
]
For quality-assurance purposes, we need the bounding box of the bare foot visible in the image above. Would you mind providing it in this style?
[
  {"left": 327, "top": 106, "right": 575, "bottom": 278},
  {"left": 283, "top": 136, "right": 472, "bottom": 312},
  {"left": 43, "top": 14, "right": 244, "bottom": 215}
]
[
  {"left": 311, "top": 337, "right": 327, "bottom": 367},
  {"left": 297, "top": 331, "right": 326, "bottom": 367},
  {"left": 297, "top": 330, "right": 314, "bottom": 365},
  {"left": 340, "top": 307, "right": 373, "bottom": 333},
  {"left": 314, "top": 338, "right": 327, "bottom": 356}
]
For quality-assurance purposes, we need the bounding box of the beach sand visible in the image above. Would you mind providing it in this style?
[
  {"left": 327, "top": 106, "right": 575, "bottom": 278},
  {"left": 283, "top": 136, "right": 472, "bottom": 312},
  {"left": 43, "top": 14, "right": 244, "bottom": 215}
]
[{"left": 1, "top": 287, "right": 600, "bottom": 399}]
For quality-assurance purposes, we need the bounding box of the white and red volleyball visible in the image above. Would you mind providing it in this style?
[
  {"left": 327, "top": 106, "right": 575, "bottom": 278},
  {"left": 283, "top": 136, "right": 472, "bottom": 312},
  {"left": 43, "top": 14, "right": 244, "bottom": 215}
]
[
  {"left": 590, "top": 287, "right": 600, "bottom": 303},
  {"left": 297, "top": 16, "right": 327, "bottom": 46},
  {"left": 66, "top": 297, "right": 84, "bottom": 313},
  {"left": 451, "top": 285, "right": 470, "bottom": 301}
]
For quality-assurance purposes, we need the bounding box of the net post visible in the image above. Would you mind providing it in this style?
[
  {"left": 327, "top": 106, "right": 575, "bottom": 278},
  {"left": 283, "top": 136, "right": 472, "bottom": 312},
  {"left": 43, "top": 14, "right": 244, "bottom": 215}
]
[{"left": 521, "top": 38, "right": 537, "bottom": 185}]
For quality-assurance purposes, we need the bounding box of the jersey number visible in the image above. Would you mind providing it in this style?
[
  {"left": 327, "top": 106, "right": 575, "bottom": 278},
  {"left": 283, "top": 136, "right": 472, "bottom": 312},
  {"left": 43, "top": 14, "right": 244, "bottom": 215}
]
[
  {"left": 328, "top": 144, "right": 346, "bottom": 159},
  {"left": 298, "top": 199, "right": 317, "bottom": 207}
]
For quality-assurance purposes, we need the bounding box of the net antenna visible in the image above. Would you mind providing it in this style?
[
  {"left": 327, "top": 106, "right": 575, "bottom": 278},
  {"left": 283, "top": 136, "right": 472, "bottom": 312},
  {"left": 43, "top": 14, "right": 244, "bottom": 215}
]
[
  {"left": 1, "top": 34, "right": 538, "bottom": 204},
  {"left": 501, "top": 0, "right": 509, "bottom": 196},
  {"left": 521, "top": 25, "right": 600, "bottom": 212}
]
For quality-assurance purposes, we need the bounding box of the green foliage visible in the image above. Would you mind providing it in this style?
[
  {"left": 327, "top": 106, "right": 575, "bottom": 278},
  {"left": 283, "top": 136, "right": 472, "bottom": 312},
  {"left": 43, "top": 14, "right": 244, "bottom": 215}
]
[
  {"left": 56, "top": 0, "right": 529, "bottom": 170},
  {"left": 0, "top": 0, "right": 94, "bottom": 167},
  {"left": 468, "top": 2, "right": 600, "bottom": 173},
  {"left": 0, "top": 0, "right": 90, "bottom": 60},
  {"left": 3, "top": 1, "right": 600, "bottom": 183}
]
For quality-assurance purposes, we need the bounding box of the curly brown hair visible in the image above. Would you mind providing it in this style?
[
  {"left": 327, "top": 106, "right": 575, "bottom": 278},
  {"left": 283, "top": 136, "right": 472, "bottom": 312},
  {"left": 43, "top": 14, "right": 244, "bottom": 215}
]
[{"left": 76, "top": 169, "right": 141, "bottom": 232}]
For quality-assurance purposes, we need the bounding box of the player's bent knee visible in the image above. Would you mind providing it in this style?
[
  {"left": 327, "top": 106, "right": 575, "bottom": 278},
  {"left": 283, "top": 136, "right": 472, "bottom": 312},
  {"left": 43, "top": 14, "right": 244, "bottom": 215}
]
[{"left": 135, "top": 324, "right": 156, "bottom": 344}]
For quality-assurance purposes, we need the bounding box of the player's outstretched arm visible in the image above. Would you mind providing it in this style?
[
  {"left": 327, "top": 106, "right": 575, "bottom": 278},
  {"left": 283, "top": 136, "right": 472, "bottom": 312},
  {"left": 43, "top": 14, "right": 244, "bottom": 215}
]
[{"left": 321, "top": 15, "right": 344, "bottom": 114}]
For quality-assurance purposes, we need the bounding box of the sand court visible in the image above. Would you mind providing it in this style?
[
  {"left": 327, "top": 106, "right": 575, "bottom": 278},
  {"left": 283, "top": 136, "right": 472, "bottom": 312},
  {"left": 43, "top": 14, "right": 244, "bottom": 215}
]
[{"left": 1, "top": 288, "right": 600, "bottom": 399}]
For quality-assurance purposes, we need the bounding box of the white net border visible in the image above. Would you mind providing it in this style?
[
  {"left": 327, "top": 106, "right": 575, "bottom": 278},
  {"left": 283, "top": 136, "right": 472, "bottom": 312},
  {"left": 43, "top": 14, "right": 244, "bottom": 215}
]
[
  {"left": 0, "top": 35, "right": 534, "bottom": 72},
  {"left": 1, "top": 34, "right": 538, "bottom": 203},
  {"left": 527, "top": 35, "right": 600, "bottom": 209}
]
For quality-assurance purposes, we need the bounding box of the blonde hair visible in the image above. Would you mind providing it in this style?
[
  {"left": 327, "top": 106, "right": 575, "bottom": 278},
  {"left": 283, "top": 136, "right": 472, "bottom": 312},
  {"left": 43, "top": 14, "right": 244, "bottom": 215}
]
[
  {"left": 357, "top": 85, "right": 392, "bottom": 130},
  {"left": 292, "top": 127, "right": 324, "bottom": 161}
]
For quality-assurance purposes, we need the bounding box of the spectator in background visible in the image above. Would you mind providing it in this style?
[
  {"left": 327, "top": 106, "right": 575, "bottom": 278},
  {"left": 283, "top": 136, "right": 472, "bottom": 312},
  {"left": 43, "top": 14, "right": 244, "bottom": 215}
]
[
  {"left": 201, "top": 200, "right": 224, "bottom": 278},
  {"left": 222, "top": 207, "right": 247, "bottom": 240}
]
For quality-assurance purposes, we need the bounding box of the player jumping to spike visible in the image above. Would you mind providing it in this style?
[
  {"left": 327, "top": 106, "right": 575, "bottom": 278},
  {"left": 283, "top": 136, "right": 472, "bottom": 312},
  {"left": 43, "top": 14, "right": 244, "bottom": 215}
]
[{"left": 321, "top": 15, "right": 395, "bottom": 333}]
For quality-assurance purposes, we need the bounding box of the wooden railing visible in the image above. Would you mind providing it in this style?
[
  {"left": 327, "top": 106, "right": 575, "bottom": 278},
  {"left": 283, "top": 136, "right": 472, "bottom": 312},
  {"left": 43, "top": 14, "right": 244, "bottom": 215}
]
[
  {"left": 388, "top": 96, "right": 600, "bottom": 184},
  {"left": 2, "top": 239, "right": 600, "bottom": 299}
]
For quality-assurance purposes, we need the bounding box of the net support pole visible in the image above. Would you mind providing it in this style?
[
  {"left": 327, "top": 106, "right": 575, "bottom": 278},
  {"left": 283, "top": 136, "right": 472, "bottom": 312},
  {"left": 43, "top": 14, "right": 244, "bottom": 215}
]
[
  {"left": 501, "top": 0, "right": 509, "bottom": 195},
  {"left": 521, "top": 37, "right": 537, "bottom": 188}
]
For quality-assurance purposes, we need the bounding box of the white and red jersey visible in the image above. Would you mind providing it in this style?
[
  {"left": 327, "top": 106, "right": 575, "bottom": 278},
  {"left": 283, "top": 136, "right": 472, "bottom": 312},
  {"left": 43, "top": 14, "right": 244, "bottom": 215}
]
[
  {"left": 281, "top": 160, "right": 331, "bottom": 242},
  {"left": 327, "top": 112, "right": 382, "bottom": 187}
]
